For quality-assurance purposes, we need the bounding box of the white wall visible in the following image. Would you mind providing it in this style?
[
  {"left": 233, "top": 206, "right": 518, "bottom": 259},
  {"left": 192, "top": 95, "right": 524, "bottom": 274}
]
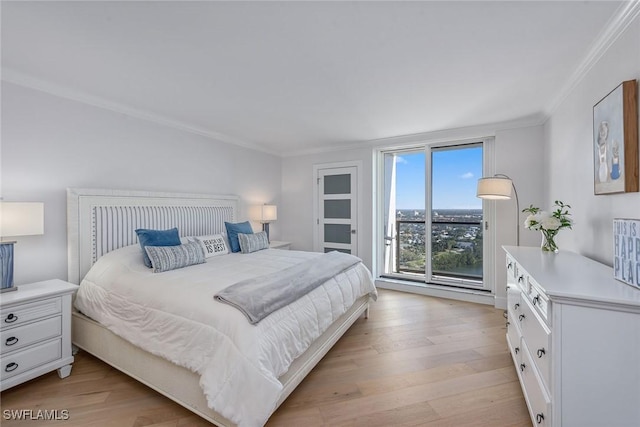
[
  {"left": 1, "top": 83, "right": 282, "bottom": 285},
  {"left": 282, "top": 124, "right": 545, "bottom": 307},
  {"left": 493, "top": 125, "right": 545, "bottom": 307},
  {"left": 544, "top": 16, "right": 640, "bottom": 266},
  {"left": 281, "top": 147, "right": 374, "bottom": 269}
]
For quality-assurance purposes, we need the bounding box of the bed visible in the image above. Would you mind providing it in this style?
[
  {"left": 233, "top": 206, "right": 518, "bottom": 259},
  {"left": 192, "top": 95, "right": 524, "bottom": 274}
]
[{"left": 67, "top": 188, "right": 376, "bottom": 427}]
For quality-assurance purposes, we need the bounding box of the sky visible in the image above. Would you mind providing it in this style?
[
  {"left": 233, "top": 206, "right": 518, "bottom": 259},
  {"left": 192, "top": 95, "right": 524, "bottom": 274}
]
[{"left": 395, "top": 146, "right": 482, "bottom": 210}]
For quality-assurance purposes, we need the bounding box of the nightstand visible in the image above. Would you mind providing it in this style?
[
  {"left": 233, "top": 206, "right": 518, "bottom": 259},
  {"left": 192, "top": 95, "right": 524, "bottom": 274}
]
[
  {"left": 269, "top": 241, "right": 291, "bottom": 250},
  {"left": 0, "top": 279, "right": 78, "bottom": 391}
]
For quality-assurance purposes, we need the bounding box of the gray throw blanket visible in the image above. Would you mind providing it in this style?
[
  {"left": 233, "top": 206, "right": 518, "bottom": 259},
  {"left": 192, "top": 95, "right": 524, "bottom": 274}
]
[{"left": 215, "top": 251, "right": 361, "bottom": 324}]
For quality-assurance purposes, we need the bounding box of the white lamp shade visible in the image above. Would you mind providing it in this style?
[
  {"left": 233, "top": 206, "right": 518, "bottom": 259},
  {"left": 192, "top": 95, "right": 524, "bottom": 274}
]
[
  {"left": 249, "top": 204, "right": 277, "bottom": 223},
  {"left": 476, "top": 177, "right": 513, "bottom": 200},
  {"left": 1, "top": 202, "right": 45, "bottom": 237}
]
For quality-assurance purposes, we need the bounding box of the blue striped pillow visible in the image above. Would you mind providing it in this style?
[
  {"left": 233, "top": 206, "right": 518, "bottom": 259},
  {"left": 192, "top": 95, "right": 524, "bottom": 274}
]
[
  {"left": 144, "top": 241, "right": 205, "bottom": 273},
  {"left": 238, "top": 231, "right": 269, "bottom": 254}
]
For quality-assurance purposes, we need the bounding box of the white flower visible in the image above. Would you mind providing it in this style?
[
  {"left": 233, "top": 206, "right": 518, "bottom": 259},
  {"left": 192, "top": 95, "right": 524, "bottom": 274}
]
[
  {"left": 524, "top": 214, "right": 539, "bottom": 230},
  {"left": 522, "top": 201, "right": 572, "bottom": 238},
  {"left": 540, "top": 216, "right": 561, "bottom": 231}
]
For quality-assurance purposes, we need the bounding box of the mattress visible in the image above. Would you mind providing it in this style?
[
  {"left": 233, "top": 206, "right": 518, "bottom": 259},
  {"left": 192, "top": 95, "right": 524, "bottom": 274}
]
[{"left": 74, "top": 244, "right": 377, "bottom": 427}]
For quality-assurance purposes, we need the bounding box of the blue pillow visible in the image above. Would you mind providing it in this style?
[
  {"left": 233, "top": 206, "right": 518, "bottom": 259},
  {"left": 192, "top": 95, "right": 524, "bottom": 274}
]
[
  {"left": 224, "top": 221, "right": 253, "bottom": 253},
  {"left": 135, "top": 228, "right": 181, "bottom": 268}
]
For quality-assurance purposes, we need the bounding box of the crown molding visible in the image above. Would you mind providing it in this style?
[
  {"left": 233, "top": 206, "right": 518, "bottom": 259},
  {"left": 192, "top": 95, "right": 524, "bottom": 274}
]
[
  {"left": 1, "top": 68, "right": 279, "bottom": 157},
  {"left": 3, "top": 3, "right": 635, "bottom": 160},
  {"left": 545, "top": 0, "right": 640, "bottom": 118},
  {"left": 282, "top": 114, "right": 546, "bottom": 158}
]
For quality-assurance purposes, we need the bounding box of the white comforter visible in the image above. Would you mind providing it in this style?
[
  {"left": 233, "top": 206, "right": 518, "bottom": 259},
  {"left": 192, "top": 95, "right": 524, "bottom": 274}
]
[{"left": 74, "top": 244, "right": 377, "bottom": 427}]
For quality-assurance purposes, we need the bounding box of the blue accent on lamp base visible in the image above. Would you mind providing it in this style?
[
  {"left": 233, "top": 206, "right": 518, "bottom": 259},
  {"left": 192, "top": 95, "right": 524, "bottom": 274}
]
[
  {"left": 0, "top": 242, "right": 16, "bottom": 293},
  {"left": 263, "top": 223, "right": 270, "bottom": 242}
]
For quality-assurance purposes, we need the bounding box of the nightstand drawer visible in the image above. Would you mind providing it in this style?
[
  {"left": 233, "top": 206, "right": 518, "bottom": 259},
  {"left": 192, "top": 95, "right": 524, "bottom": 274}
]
[
  {"left": 1, "top": 316, "right": 62, "bottom": 355},
  {"left": 1, "top": 339, "right": 61, "bottom": 381},
  {"left": 269, "top": 241, "right": 291, "bottom": 250},
  {"left": 1, "top": 297, "right": 62, "bottom": 330}
]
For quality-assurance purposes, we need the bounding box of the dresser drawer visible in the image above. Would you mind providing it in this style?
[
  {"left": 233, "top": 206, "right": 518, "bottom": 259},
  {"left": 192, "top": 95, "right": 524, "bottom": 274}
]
[
  {"left": 1, "top": 339, "right": 62, "bottom": 381},
  {"left": 506, "top": 255, "right": 517, "bottom": 281},
  {"left": 527, "top": 278, "right": 549, "bottom": 320},
  {"left": 520, "top": 341, "right": 552, "bottom": 426},
  {"left": 507, "top": 286, "right": 522, "bottom": 319},
  {"left": 1, "top": 298, "right": 62, "bottom": 330},
  {"left": 507, "top": 310, "right": 522, "bottom": 363},
  {"left": 519, "top": 297, "right": 551, "bottom": 389},
  {"left": 1, "top": 316, "right": 62, "bottom": 355}
]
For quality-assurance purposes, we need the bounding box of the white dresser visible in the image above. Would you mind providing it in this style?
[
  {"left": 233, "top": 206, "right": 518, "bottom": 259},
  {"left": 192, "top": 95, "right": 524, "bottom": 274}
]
[
  {"left": 504, "top": 246, "right": 640, "bottom": 427},
  {"left": 0, "top": 279, "right": 78, "bottom": 391}
]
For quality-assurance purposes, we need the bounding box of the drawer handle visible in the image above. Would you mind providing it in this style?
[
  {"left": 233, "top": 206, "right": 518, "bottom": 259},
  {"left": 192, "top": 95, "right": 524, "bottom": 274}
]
[
  {"left": 533, "top": 295, "right": 540, "bottom": 305},
  {"left": 517, "top": 275, "right": 524, "bottom": 284},
  {"left": 536, "top": 413, "right": 545, "bottom": 424},
  {"left": 5, "top": 362, "right": 18, "bottom": 372},
  {"left": 514, "top": 303, "right": 519, "bottom": 310},
  {"left": 519, "top": 314, "right": 525, "bottom": 321},
  {"left": 537, "top": 348, "right": 546, "bottom": 358},
  {"left": 520, "top": 363, "right": 526, "bottom": 372},
  {"left": 5, "top": 336, "right": 19, "bottom": 346},
  {"left": 507, "top": 261, "right": 513, "bottom": 270},
  {"left": 514, "top": 347, "right": 519, "bottom": 354},
  {"left": 4, "top": 313, "right": 18, "bottom": 323}
]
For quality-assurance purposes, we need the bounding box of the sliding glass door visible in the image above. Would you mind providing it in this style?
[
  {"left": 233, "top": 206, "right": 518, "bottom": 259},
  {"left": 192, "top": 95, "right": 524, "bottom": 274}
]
[{"left": 381, "top": 142, "right": 486, "bottom": 290}]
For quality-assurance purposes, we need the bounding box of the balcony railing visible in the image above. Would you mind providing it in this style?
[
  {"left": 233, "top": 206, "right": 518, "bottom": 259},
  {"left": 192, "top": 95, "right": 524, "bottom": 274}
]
[{"left": 395, "top": 219, "right": 483, "bottom": 280}]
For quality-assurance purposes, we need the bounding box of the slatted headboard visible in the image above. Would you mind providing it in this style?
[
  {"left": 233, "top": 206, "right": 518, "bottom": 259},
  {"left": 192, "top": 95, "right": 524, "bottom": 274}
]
[{"left": 67, "top": 188, "right": 237, "bottom": 284}]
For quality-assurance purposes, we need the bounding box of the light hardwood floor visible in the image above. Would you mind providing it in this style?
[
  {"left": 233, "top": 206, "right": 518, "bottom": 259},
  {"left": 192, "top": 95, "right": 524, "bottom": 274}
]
[{"left": 1, "top": 289, "right": 531, "bottom": 426}]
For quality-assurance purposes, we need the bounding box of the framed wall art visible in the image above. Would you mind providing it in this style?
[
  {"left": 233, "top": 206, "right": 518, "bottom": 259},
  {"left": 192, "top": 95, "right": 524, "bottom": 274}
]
[
  {"left": 593, "top": 79, "right": 638, "bottom": 195},
  {"left": 613, "top": 218, "right": 640, "bottom": 290}
]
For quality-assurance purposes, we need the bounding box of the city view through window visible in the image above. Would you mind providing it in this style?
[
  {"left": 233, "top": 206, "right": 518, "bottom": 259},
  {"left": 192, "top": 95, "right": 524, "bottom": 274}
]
[{"left": 393, "top": 146, "right": 483, "bottom": 281}]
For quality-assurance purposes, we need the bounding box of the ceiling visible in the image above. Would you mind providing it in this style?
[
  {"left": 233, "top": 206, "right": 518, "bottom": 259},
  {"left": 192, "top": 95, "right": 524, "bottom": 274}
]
[{"left": 1, "top": 1, "right": 626, "bottom": 156}]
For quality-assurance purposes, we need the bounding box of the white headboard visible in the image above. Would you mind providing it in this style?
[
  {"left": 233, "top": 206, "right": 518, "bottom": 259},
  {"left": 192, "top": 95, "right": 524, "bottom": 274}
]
[{"left": 67, "top": 188, "right": 238, "bottom": 284}]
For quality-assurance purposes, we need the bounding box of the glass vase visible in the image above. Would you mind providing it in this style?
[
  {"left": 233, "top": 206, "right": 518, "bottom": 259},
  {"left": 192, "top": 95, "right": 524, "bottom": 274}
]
[{"left": 541, "top": 230, "right": 559, "bottom": 253}]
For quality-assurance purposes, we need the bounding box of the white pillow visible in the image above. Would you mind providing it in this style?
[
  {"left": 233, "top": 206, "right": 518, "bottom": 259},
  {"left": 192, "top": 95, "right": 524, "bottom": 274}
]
[{"left": 191, "top": 234, "right": 229, "bottom": 258}]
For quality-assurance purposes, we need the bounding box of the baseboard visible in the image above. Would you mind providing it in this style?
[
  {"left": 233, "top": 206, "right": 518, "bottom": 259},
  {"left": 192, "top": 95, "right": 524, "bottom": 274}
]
[
  {"left": 376, "top": 278, "right": 496, "bottom": 306},
  {"left": 494, "top": 296, "right": 507, "bottom": 310}
]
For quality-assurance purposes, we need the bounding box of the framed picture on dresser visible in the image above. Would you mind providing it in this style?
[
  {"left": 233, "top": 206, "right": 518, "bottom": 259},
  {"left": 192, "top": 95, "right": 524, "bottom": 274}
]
[
  {"left": 613, "top": 218, "right": 640, "bottom": 289},
  {"left": 593, "top": 79, "right": 638, "bottom": 195}
]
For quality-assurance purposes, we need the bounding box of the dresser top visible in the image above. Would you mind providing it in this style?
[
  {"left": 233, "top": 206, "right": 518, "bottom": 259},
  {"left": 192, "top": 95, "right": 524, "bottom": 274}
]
[
  {"left": 0, "top": 279, "right": 78, "bottom": 306},
  {"left": 503, "top": 246, "right": 640, "bottom": 308}
]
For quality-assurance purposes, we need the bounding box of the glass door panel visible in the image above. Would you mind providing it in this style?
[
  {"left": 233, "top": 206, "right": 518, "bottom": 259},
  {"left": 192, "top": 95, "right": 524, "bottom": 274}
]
[
  {"left": 382, "top": 150, "right": 426, "bottom": 278},
  {"left": 430, "top": 144, "right": 484, "bottom": 288},
  {"left": 324, "top": 200, "right": 351, "bottom": 219}
]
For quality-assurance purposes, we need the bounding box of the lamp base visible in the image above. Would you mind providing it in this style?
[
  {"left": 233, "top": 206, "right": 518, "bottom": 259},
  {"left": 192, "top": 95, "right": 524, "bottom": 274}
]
[
  {"left": 1, "top": 241, "right": 16, "bottom": 292},
  {"left": 262, "top": 223, "right": 270, "bottom": 242}
]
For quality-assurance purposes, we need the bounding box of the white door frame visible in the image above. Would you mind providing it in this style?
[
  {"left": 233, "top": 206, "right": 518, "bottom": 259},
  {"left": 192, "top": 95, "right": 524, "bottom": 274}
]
[
  {"left": 312, "top": 161, "right": 363, "bottom": 255},
  {"left": 374, "top": 138, "right": 495, "bottom": 293}
]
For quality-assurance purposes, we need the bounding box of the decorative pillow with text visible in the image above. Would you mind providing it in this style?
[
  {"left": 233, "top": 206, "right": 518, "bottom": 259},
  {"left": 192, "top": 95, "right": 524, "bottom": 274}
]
[{"left": 193, "top": 234, "right": 229, "bottom": 258}]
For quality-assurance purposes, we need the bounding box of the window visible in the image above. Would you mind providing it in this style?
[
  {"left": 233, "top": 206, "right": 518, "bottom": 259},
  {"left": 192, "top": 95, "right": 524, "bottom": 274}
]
[{"left": 380, "top": 141, "right": 487, "bottom": 290}]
